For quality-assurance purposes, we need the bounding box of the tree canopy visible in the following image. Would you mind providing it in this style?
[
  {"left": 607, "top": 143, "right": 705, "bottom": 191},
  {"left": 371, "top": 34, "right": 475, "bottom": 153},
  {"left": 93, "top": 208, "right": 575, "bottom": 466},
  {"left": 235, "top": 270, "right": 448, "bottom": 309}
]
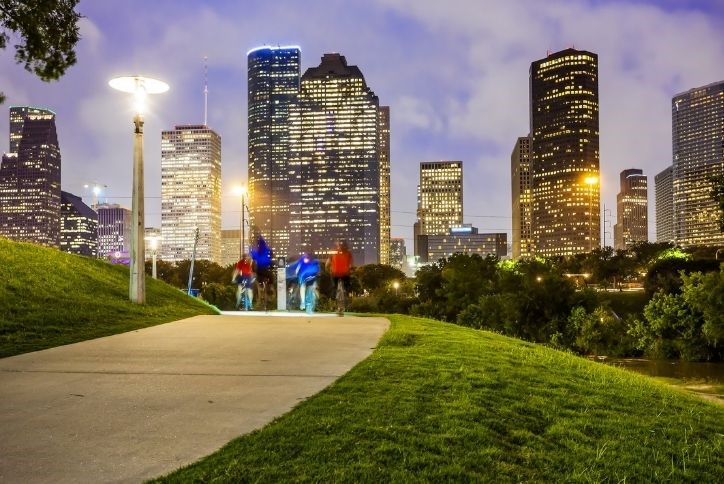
[{"left": 0, "top": 0, "right": 82, "bottom": 103}]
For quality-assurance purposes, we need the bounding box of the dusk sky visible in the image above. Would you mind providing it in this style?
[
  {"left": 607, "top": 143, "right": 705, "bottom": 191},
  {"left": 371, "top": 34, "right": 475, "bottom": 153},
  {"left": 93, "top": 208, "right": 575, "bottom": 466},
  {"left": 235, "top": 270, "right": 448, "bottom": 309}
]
[{"left": 1, "top": 0, "right": 723, "bottom": 252}]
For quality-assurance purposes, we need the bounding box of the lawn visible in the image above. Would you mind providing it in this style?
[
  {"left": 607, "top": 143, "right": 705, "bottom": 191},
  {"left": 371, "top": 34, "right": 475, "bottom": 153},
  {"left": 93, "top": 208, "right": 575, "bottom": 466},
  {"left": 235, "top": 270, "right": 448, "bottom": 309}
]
[
  {"left": 156, "top": 314, "right": 723, "bottom": 482},
  {"left": 0, "top": 238, "right": 218, "bottom": 357}
]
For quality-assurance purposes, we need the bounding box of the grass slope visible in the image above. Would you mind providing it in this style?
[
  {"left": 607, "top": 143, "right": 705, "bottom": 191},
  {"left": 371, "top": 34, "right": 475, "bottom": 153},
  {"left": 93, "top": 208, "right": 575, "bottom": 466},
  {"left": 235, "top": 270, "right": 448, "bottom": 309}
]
[
  {"left": 0, "top": 238, "right": 217, "bottom": 357},
  {"left": 157, "top": 314, "right": 723, "bottom": 483}
]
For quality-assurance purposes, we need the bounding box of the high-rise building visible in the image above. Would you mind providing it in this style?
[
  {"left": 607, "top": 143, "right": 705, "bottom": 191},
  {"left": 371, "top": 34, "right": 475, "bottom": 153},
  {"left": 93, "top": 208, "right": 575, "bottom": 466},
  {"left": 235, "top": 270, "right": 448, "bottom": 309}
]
[
  {"left": 511, "top": 136, "right": 533, "bottom": 259},
  {"left": 655, "top": 166, "right": 674, "bottom": 243},
  {"left": 613, "top": 169, "right": 648, "bottom": 250},
  {"left": 60, "top": 191, "right": 97, "bottom": 256},
  {"left": 417, "top": 225, "right": 507, "bottom": 263},
  {"left": 672, "top": 81, "right": 724, "bottom": 247},
  {"left": 247, "top": 46, "right": 301, "bottom": 258},
  {"left": 530, "top": 48, "right": 600, "bottom": 256},
  {"left": 96, "top": 203, "right": 131, "bottom": 261},
  {"left": 0, "top": 106, "right": 61, "bottom": 247},
  {"left": 378, "top": 106, "right": 391, "bottom": 265},
  {"left": 221, "top": 229, "right": 241, "bottom": 267},
  {"left": 288, "top": 53, "right": 381, "bottom": 264},
  {"left": 416, "top": 161, "right": 463, "bottom": 253},
  {"left": 389, "top": 237, "right": 406, "bottom": 270},
  {"left": 161, "top": 125, "right": 222, "bottom": 263}
]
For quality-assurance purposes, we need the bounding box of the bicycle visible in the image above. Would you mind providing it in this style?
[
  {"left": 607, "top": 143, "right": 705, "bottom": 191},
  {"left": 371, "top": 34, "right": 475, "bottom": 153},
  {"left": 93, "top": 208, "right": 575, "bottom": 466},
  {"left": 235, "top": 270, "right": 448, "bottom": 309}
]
[
  {"left": 335, "top": 278, "right": 347, "bottom": 316},
  {"left": 235, "top": 276, "right": 254, "bottom": 311}
]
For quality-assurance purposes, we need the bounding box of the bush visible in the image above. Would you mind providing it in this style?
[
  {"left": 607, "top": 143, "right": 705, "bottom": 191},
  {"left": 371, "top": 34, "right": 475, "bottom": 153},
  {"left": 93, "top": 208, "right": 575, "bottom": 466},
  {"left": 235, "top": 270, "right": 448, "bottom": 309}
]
[{"left": 201, "top": 283, "right": 236, "bottom": 310}]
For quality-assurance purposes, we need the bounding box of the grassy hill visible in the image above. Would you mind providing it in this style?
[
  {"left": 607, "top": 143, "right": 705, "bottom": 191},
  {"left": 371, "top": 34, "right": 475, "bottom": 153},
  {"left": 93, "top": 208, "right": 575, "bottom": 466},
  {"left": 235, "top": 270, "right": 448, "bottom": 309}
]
[
  {"left": 0, "top": 238, "right": 217, "bottom": 357},
  {"left": 157, "top": 314, "right": 723, "bottom": 482}
]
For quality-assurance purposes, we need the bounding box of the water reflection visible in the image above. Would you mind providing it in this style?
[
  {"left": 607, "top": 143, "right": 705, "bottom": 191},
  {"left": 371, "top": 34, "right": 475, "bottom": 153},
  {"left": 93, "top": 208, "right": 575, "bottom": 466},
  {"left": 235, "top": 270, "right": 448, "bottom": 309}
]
[{"left": 607, "top": 358, "right": 724, "bottom": 384}]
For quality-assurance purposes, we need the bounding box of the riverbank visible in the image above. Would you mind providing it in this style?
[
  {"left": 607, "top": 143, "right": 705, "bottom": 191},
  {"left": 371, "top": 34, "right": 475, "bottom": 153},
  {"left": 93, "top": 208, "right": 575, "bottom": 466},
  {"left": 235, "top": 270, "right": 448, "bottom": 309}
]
[{"left": 156, "top": 314, "right": 723, "bottom": 482}]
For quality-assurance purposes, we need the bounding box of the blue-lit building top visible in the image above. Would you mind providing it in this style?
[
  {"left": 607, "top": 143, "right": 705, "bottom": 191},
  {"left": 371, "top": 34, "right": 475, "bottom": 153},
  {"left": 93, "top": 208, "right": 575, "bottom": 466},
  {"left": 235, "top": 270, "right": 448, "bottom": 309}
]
[{"left": 247, "top": 45, "right": 301, "bottom": 258}]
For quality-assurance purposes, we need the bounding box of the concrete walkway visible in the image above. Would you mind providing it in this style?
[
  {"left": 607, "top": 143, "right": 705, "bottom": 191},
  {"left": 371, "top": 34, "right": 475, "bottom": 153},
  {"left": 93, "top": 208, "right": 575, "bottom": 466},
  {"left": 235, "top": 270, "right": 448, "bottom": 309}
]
[{"left": 0, "top": 314, "right": 389, "bottom": 483}]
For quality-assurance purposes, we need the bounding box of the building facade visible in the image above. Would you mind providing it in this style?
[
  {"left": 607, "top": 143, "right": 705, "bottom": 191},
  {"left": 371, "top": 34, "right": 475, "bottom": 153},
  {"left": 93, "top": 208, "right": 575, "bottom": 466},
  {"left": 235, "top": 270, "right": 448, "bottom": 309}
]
[
  {"left": 613, "top": 169, "right": 648, "bottom": 250},
  {"left": 655, "top": 166, "right": 674, "bottom": 243},
  {"left": 672, "top": 81, "right": 724, "bottom": 247},
  {"left": 161, "top": 125, "right": 222, "bottom": 263},
  {"left": 378, "top": 106, "right": 391, "bottom": 265},
  {"left": 417, "top": 226, "right": 507, "bottom": 263},
  {"left": 530, "top": 48, "right": 600, "bottom": 256},
  {"left": 221, "top": 229, "right": 241, "bottom": 267},
  {"left": 0, "top": 106, "right": 61, "bottom": 247},
  {"left": 247, "top": 46, "right": 301, "bottom": 258},
  {"left": 416, "top": 161, "right": 463, "bottom": 245},
  {"left": 96, "top": 203, "right": 131, "bottom": 261},
  {"left": 288, "top": 53, "right": 381, "bottom": 264},
  {"left": 511, "top": 136, "right": 533, "bottom": 259},
  {"left": 60, "top": 191, "right": 97, "bottom": 256},
  {"left": 389, "top": 237, "right": 406, "bottom": 270}
]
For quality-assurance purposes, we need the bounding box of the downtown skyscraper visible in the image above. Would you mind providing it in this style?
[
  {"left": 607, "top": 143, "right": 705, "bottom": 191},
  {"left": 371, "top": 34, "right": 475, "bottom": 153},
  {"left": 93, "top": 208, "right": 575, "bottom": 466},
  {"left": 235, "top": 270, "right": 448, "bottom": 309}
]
[
  {"left": 613, "top": 169, "right": 648, "bottom": 250},
  {"left": 288, "top": 53, "right": 382, "bottom": 264},
  {"left": 0, "top": 106, "right": 61, "bottom": 247},
  {"left": 161, "top": 125, "right": 222, "bottom": 263},
  {"left": 415, "top": 161, "right": 463, "bottom": 257},
  {"left": 511, "top": 136, "right": 533, "bottom": 259},
  {"left": 672, "top": 81, "right": 724, "bottom": 247},
  {"left": 655, "top": 166, "right": 674, "bottom": 243},
  {"left": 378, "top": 106, "right": 391, "bottom": 265},
  {"left": 247, "top": 46, "right": 301, "bottom": 257},
  {"left": 530, "top": 48, "right": 600, "bottom": 256},
  {"left": 60, "top": 191, "right": 98, "bottom": 257}
]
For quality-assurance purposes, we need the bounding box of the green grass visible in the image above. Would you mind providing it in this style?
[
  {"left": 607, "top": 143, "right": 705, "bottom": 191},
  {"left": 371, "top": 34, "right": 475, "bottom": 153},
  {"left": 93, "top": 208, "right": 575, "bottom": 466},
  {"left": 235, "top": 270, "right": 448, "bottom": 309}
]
[
  {"left": 156, "top": 314, "right": 723, "bottom": 483},
  {"left": 0, "top": 238, "right": 218, "bottom": 357}
]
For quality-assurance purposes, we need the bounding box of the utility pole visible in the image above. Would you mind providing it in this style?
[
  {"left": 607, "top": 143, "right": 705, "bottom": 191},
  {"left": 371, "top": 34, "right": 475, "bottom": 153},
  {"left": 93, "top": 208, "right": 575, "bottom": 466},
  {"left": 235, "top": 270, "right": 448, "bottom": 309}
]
[{"left": 187, "top": 228, "right": 200, "bottom": 296}]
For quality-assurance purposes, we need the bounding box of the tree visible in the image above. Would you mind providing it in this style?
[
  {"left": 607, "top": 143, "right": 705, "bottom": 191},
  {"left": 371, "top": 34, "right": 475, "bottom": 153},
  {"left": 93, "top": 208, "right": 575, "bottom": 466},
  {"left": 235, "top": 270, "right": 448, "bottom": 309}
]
[{"left": 0, "top": 0, "right": 82, "bottom": 103}]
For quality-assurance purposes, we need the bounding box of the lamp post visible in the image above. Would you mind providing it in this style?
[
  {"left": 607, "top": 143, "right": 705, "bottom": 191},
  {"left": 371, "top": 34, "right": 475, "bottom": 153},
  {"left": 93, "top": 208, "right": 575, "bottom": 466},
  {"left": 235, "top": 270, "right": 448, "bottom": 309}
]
[
  {"left": 393, "top": 281, "right": 400, "bottom": 296},
  {"left": 233, "top": 185, "right": 247, "bottom": 259},
  {"left": 146, "top": 235, "right": 160, "bottom": 279},
  {"left": 584, "top": 176, "right": 599, "bottom": 252},
  {"left": 109, "top": 76, "right": 169, "bottom": 303}
]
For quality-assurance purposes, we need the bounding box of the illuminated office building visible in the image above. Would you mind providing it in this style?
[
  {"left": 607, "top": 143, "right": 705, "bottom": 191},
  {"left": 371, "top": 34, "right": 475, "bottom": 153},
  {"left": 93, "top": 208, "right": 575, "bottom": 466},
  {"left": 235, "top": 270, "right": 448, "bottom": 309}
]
[
  {"left": 655, "top": 166, "right": 674, "bottom": 243},
  {"left": 613, "top": 169, "right": 648, "bottom": 250},
  {"left": 378, "top": 106, "right": 391, "bottom": 265},
  {"left": 0, "top": 106, "right": 61, "bottom": 247},
  {"left": 530, "top": 48, "right": 600, "bottom": 256},
  {"left": 288, "top": 53, "right": 381, "bottom": 264},
  {"left": 221, "top": 229, "right": 241, "bottom": 267},
  {"left": 96, "top": 203, "right": 130, "bottom": 261},
  {"left": 417, "top": 226, "right": 507, "bottom": 263},
  {"left": 161, "top": 125, "right": 221, "bottom": 263},
  {"left": 60, "top": 191, "right": 97, "bottom": 256},
  {"left": 416, "top": 161, "right": 463, "bottom": 240},
  {"left": 247, "top": 46, "right": 301, "bottom": 257},
  {"left": 389, "top": 237, "right": 406, "bottom": 270},
  {"left": 672, "top": 81, "right": 724, "bottom": 247},
  {"left": 511, "top": 136, "right": 533, "bottom": 259}
]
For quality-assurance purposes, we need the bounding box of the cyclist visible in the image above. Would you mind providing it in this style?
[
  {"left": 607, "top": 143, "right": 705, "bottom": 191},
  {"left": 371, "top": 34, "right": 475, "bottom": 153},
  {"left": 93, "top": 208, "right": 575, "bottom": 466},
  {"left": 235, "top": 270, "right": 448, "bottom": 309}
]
[
  {"left": 296, "top": 252, "right": 320, "bottom": 312},
  {"left": 249, "top": 229, "right": 274, "bottom": 309},
  {"left": 327, "top": 240, "right": 353, "bottom": 316},
  {"left": 232, "top": 253, "right": 254, "bottom": 310},
  {"left": 285, "top": 255, "right": 301, "bottom": 310}
]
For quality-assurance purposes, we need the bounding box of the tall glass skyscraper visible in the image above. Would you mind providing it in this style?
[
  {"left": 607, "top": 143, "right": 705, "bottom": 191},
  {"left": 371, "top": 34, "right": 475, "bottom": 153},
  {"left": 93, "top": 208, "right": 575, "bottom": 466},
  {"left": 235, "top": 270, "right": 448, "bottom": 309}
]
[
  {"left": 378, "top": 106, "right": 391, "bottom": 265},
  {"left": 511, "top": 136, "right": 533, "bottom": 259},
  {"left": 161, "top": 125, "right": 222, "bottom": 263},
  {"left": 613, "top": 169, "right": 648, "bottom": 250},
  {"left": 655, "top": 166, "right": 674, "bottom": 243},
  {"left": 247, "top": 46, "right": 301, "bottom": 258},
  {"left": 530, "top": 48, "right": 600, "bottom": 256},
  {"left": 288, "top": 53, "right": 381, "bottom": 264},
  {"left": 416, "top": 161, "right": 463, "bottom": 237},
  {"left": 60, "top": 191, "right": 98, "bottom": 257},
  {"left": 0, "top": 106, "right": 61, "bottom": 247},
  {"left": 672, "top": 81, "right": 724, "bottom": 247}
]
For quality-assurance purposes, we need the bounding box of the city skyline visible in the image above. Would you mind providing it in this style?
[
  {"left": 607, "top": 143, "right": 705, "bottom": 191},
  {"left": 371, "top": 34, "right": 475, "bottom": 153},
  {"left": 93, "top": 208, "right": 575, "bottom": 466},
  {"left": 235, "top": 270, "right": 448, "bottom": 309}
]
[{"left": 0, "top": 1, "right": 723, "bottom": 253}]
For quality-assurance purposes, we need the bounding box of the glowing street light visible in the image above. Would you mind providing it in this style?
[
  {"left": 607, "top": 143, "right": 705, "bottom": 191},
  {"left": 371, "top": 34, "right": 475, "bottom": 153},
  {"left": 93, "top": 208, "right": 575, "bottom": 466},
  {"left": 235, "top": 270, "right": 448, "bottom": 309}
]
[
  {"left": 232, "top": 184, "right": 248, "bottom": 259},
  {"left": 109, "top": 76, "right": 169, "bottom": 303},
  {"left": 145, "top": 235, "right": 161, "bottom": 279},
  {"left": 584, "top": 175, "right": 599, "bottom": 252},
  {"left": 393, "top": 280, "right": 400, "bottom": 295}
]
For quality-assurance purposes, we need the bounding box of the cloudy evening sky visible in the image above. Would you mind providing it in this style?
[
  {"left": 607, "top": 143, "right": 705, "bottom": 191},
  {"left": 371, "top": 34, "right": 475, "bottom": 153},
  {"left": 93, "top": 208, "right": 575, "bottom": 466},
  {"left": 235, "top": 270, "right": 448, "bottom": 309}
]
[{"left": 1, "top": 0, "right": 723, "bottom": 253}]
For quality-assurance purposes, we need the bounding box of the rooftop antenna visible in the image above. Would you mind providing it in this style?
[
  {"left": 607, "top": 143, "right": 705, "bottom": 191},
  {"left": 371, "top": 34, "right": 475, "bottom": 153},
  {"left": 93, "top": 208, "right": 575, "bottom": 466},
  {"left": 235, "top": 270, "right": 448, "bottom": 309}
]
[{"left": 203, "top": 56, "right": 208, "bottom": 126}]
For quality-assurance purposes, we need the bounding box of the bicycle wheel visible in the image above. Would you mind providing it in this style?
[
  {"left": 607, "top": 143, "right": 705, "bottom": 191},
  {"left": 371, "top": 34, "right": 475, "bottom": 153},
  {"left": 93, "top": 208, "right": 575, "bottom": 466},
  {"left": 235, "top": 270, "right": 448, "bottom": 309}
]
[{"left": 335, "top": 280, "right": 346, "bottom": 315}]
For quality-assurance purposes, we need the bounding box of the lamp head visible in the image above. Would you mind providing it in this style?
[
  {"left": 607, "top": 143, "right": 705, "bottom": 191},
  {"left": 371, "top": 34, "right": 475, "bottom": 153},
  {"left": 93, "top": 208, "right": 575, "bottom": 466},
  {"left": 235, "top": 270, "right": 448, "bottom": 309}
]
[
  {"left": 232, "top": 185, "right": 247, "bottom": 197},
  {"left": 109, "top": 76, "right": 169, "bottom": 115}
]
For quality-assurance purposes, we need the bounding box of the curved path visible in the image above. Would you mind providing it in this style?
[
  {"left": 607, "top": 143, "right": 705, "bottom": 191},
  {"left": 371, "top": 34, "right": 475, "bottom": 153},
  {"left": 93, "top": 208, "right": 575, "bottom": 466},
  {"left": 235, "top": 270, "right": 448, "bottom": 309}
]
[{"left": 0, "top": 314, "right": 389, "bottom": 483}]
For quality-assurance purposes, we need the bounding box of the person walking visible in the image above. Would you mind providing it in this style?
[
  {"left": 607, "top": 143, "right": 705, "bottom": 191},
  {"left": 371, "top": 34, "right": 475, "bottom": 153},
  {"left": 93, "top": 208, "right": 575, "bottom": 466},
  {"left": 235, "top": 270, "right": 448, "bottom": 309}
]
[
  {"left": 327, "top": 240, "right": 353, "bottom": 316},
  {"left": 232, "top": 253, "right": 254, "bottom": 310}
]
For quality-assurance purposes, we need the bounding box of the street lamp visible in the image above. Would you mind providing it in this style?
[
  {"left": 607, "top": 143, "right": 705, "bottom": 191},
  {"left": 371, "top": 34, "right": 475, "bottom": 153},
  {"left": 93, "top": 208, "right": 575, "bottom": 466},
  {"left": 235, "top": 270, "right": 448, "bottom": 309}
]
[
  {"left": 232, "top": 185, "right": 248, "bottom": 259},
  {"left": 584, "top": 176, "right": 599, "bottom": 252},
  {"left": 109, "top": 76, "right": 169, "bottom": 304},
  {"left": 393, "top": 281, "right": 400, "bottom": 296},
  {"left": 145, "top": 235, "right": 161, "bottom": 279}
]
